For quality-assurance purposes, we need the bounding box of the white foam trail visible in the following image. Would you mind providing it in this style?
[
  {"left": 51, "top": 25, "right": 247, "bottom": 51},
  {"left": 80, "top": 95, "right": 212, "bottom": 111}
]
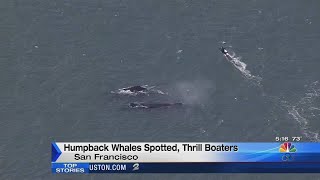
[
  {"left": 288, "top": 107, "right": 319, "bottom": 141},
  {"left": 222, "top": 47, "right": 319, "bottom": 141},
  {"left": 309, "top": 107, "right": 320, "bottom": 111},
  {"left": 226, "top": 53, "right": 262, "bottom": 85},
  {"left": 285, "top": 81, "right": 320, "bottom": 141}
]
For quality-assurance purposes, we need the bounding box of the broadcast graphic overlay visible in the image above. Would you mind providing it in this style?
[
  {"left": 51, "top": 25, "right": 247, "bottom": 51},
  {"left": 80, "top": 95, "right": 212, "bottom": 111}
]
[
  {"left": 280, "top": 142, "right": 296, "bottom": 162},
  {"left": 52, "top": 142, "right": 320, "bottom": 173}
]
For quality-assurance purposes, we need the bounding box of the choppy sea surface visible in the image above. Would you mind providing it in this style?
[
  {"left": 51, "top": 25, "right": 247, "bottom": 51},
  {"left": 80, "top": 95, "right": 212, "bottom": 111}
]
[{"left": 1, "top": 0, "right": 320, "bottom": 179}]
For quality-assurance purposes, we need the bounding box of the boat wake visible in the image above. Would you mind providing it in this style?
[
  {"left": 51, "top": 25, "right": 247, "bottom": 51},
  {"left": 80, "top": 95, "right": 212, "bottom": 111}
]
[
  {"left": 220, "top": 45, "right": 319, "bottom": 141},
  {"left": 227, "top": 52, "right": 262, "bottom": 86}
]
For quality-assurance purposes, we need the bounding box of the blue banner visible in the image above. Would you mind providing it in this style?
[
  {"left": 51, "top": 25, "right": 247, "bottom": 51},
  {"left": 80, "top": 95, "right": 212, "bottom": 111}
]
[
  {"left": 52, "top": 163, "right": 320, "bottom": 173},
  {"left": 51, "top": 142, "right": 320, "bottom": 173}
]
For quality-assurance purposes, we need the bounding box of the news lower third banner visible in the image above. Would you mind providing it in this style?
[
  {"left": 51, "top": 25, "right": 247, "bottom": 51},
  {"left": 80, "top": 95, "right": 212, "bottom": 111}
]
[{"left": 52, "top": 142, "right": 320, "bottom": 173}]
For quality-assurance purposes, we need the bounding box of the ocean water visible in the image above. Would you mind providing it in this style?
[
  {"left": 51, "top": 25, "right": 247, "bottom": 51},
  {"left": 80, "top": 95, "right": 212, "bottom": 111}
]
[{"left": 1, "top": 0, "right": 320, "bottom": 179}]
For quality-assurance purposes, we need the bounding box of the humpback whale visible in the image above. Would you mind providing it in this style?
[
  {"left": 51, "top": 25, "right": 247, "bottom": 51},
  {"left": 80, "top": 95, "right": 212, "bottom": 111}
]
[
  {"left": 129, "top": 102, "right": 183, "bottom": 109},
  {"left": 111, "top": 85, "right": 166, "bottom": 95},
  {"left": 123, "top": 86, "right": 147, "bottom": 92}
]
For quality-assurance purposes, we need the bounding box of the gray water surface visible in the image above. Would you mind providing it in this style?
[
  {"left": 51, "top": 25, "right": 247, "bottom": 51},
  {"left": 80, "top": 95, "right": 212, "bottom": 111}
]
[{"left": 1, "top": 0, "right": 320, "bottom": 179}]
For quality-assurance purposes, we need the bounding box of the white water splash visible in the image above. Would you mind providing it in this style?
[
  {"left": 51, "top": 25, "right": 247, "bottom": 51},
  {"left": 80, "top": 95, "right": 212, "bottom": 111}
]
[
  {"left": 110, "top": 89, "right": 147, "bottom": 96},
  {"left": 175, "top": 80, "right": 215, "bottom": 105},
  {"left": 227, "top": 53, "right": 262, "bottom": 85},
  {"left": 285, "top": 81, "right": 320, "bottom": 141},
  {"left": 288, "top": 107, "right": 319, "bottom": 141}
]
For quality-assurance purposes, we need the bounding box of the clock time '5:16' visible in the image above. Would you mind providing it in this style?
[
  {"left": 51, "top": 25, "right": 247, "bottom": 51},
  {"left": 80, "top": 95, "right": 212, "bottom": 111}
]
[{"left": 275, "top": 137, "right": 289, "bottom": 142}]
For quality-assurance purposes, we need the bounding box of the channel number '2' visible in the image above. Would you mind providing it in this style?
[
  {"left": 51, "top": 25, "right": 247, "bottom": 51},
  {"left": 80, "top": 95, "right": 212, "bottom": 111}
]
[{"left": 132, "top": 163, "right": 139, "bottom": 171}]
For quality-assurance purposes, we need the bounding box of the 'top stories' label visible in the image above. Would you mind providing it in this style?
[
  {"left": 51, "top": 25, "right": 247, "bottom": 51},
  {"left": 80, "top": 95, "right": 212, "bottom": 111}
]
[{"left": 52, "top": 163, "right": 89, "bottom": 173}]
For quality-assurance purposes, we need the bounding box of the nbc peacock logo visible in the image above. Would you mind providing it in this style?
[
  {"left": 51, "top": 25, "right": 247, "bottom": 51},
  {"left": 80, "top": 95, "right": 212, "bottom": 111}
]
[{"left": 279, "top": 142, "right": 297, "bottom": 153}]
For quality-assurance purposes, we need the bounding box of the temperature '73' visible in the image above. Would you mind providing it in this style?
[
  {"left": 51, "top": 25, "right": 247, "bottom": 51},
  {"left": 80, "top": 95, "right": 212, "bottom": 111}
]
[{"left": 292, "top": 137, "right": 302, "bottom": 141}]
